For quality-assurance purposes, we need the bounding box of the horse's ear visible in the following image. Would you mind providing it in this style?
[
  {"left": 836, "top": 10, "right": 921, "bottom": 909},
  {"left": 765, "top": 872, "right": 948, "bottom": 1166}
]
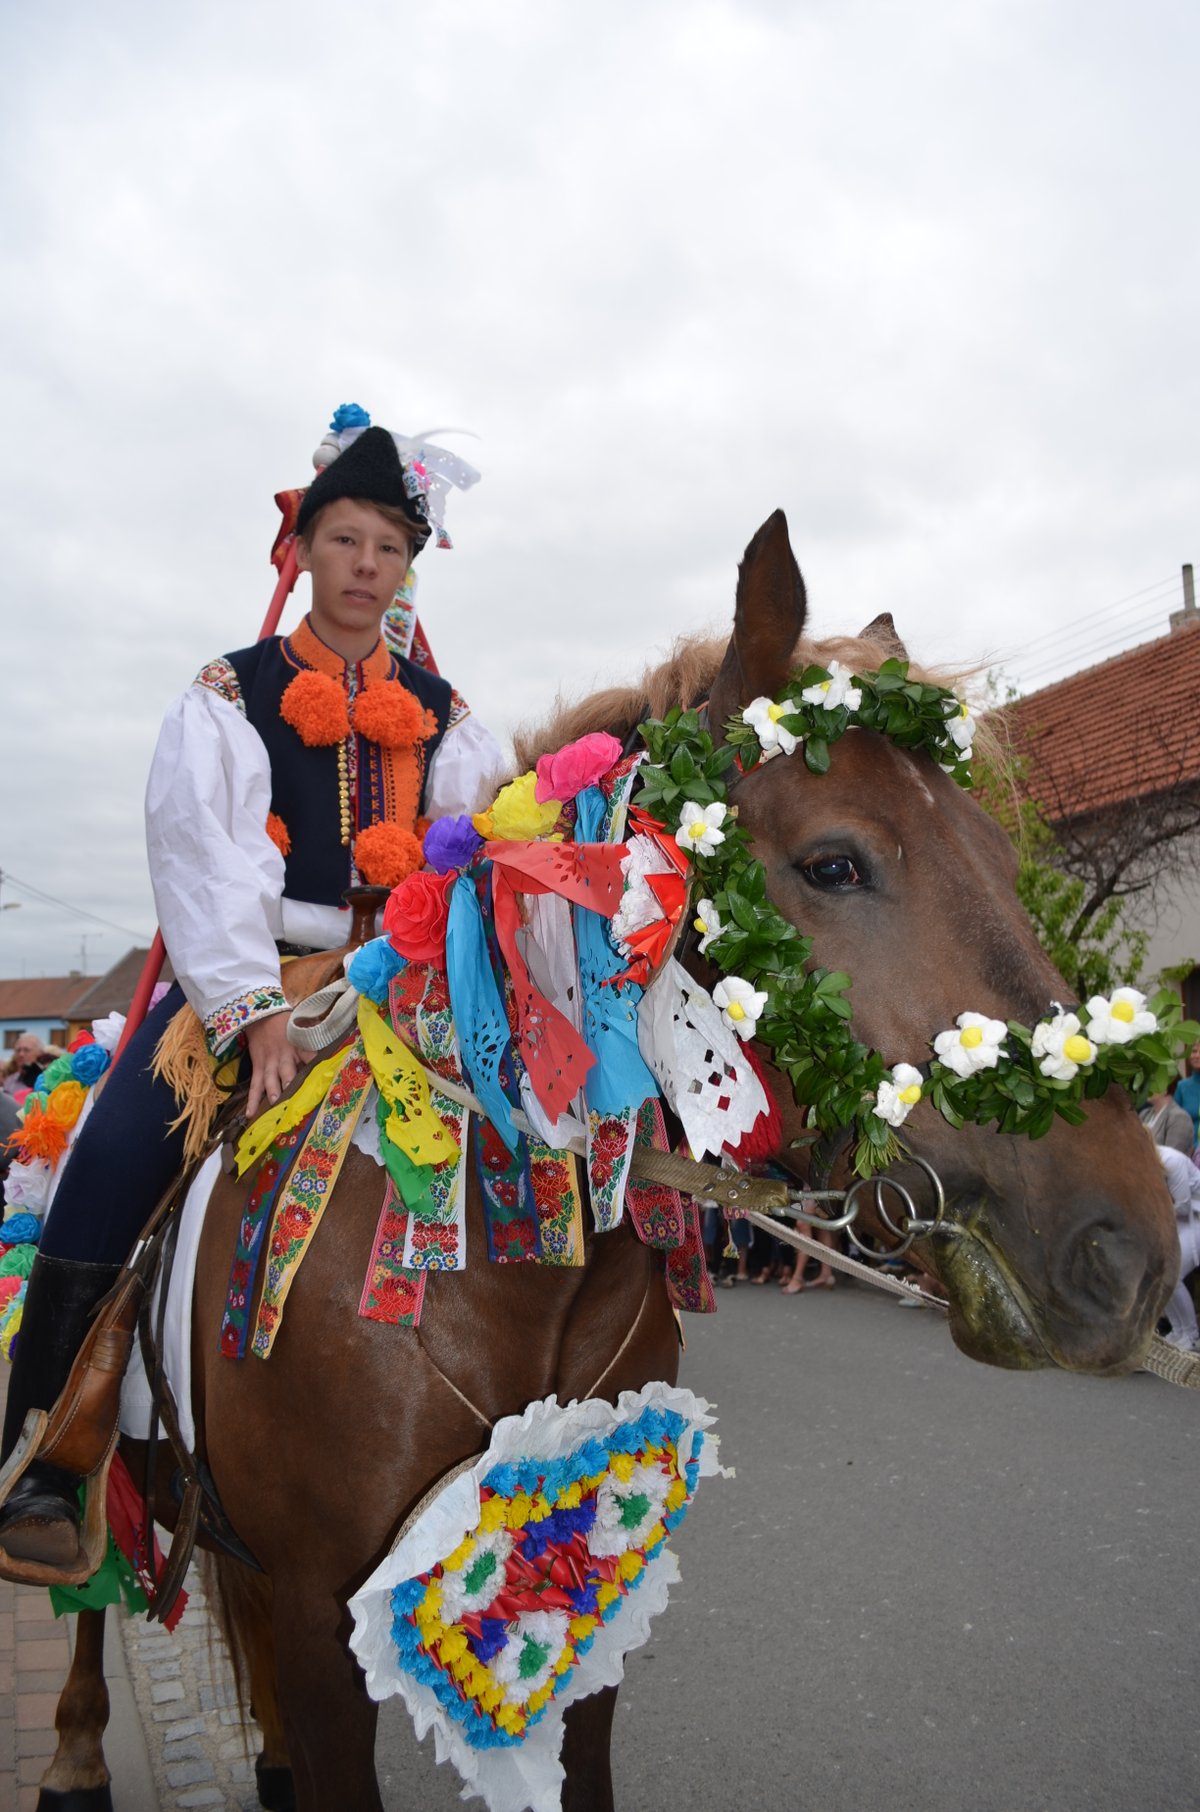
[
  {"left": 858, "top": 611, "right": 909, "bottom": 661},
  {"left": 709, "top": 510, "right": 807, "bottom": 735}
]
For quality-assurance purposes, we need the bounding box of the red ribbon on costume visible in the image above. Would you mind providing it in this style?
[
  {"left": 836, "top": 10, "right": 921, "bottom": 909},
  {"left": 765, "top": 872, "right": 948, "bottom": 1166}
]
[{"left": 482, "top": 838, "right": 630, "bottom": 1120}]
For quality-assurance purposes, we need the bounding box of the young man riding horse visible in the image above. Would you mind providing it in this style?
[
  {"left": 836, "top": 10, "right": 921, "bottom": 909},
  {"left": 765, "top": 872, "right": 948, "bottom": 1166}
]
[{"left": 0, "top": 415, "right": 505, "bottom": 1583}]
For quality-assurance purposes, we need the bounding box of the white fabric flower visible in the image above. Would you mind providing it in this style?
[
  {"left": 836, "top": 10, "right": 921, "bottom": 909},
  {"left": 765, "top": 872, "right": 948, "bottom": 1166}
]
[
  {"left": 712, "top": 975, "right": 768, "bottom": 1040},
  {"left": 1085, "top": 987, "right": 1157, "bottom": 1046},
  {"left": 490, "top": 1609, "right": 571, "bottom": 1705},
  {"left": 1031, "top": 1009, "right": 1096, "bottom": 1081},
  {"left": 438, "top": 1527, "right": 514, "bottom": 1621},
  {"left": 800, "top": 660, "right": 863, "bottom": 713},
  {"left": 947, "top": 699, "right": 976, "bottom": 754},
  {"left": 742, "top": 696, "right": 800, "bottom": 758},
  {"left": 3, "top": 1161, "right": 50, "bottom": 1214},
  {"left": 674, "top": 801, "right": 727, "bottom": 858},
  {"left": 874, "top": 1062, "right": 925, "bottom": 1127},
  {"left": 693, "top": 898, "right": 723, "bottom": 953},
  {"left": 933, "top": 1011, "right": 1008, "bottom": 1078}
]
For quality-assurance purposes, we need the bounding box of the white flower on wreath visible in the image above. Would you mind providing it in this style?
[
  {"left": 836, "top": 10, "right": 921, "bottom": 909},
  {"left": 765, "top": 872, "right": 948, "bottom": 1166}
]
[
  {"left": 438, "top": 1527, "right": 514, "bottom": 1622},
  {"left": 874, "top": 1062, "right": 925, "bottom": 1127},
  {"left": 947, "top": 699, "right": 976, "bottom": 755},
  {"left": 742, "top": 695, "right": 801, "bottom": 758},
  {"left": 712, "top": 975, "right": 768, "bottom": 1040},
  {"left": 674, "top": 801, "right": 727, "bottom": 858},
  {"left": 490, "top": 1609, "right": 572, "bottom": 1705},
  {"left": 800, "top": 660, "right": 862, "bottom": 714},
  {"left": 933, "top": 1011, "right": 1007, "bottom": 1078},
  {"left": 693, "top": 897, "right": 723, "bottom": 954},
  {"left": 1084, "top": 987, "right": 1157, "bottom": 1046},
  {"left": 1030, "top": 1008, "right": 1096, "bottom": 1082}
]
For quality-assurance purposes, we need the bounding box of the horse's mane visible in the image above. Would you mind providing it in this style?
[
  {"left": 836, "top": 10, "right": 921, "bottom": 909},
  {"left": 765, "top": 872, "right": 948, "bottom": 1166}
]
[{"left": 514, "top": 631, "right": 976, "bottom": 771}]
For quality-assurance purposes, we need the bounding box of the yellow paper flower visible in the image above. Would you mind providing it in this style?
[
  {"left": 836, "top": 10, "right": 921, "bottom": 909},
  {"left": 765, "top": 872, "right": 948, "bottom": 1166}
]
[{"left": 475, "top": 772, "right": 562, "bottom": 842}]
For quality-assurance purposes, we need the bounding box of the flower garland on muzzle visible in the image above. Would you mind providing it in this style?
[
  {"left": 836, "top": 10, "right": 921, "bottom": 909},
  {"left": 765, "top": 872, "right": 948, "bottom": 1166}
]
[{"left": 634, "top": 657, "right": 1198, "bottom": 1178}]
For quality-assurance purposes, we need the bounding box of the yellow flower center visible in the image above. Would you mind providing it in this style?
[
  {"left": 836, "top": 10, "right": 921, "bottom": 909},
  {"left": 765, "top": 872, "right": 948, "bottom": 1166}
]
[
  {"left": 694, "top": 915, "right": 708, "bottom": 934},
  {"left": 1111, "top": 1000, "right": 1134, "bottom": 1023},
  {"left": 960, "top": 1025, "right": 983, "bottom": 1049},
  {"left": 767, "top": 702, "right": 786, "bottom": 722},
  {"left": 1063, "top": 1034, "right": 1094, "bottom": 1064},
  {"left": 959, "top": 702, "right": 970, "bottom": 719},
  {"left": 898, "top": 1084, "right": 922, "bottom": 1105},
  {"left": 688, "top": 820, "right": 708, "bottom": 840},
  {"left": 726, "top": 1001, "right": 746, "bottom": 1021}
]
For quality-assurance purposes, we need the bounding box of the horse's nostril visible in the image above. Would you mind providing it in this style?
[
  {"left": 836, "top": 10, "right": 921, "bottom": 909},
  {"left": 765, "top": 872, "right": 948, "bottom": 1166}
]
[{"left": 1058, "top": 1220, "right": 1145, "bottom": 1319}]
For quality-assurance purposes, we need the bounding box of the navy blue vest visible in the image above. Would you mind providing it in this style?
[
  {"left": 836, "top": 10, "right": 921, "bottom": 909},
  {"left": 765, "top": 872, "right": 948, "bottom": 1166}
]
[{"left": 226, "top": 633, "right": 452, "bottom": 907}]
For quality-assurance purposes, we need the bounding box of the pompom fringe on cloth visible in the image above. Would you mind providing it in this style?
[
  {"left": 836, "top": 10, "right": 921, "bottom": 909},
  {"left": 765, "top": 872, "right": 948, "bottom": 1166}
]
[{"left": 347, "top": 1384, "right": 725, "bottom": 1812}]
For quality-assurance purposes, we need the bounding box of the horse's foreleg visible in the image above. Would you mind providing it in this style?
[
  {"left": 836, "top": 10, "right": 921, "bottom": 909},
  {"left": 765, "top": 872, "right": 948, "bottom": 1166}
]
[
  {"left": 271, "top": 1587, "right": 382, "bottom": 1812},
  {"left": 36, "top": 1606, "right": 112, "bottom": 1810},
  {"left": 560, "top": 1683, "right": 618, "bottom": 1812},
  {"left": 201, "top": 1554, "right": 295, "bottom": 1808}
]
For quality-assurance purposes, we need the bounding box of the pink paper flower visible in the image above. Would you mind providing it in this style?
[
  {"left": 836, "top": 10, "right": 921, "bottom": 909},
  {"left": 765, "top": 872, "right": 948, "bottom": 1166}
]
[{"left": 534, "top": 732, "right": 623, "bottom": 804}]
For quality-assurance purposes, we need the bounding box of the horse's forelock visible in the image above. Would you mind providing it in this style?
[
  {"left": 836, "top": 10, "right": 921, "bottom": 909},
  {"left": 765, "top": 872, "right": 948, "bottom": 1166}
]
[{"left": 513, "top": 631, "right": 977, "bottom": 771}]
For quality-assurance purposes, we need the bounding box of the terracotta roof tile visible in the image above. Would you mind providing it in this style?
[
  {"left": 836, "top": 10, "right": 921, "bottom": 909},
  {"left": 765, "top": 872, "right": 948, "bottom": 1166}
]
[
  {"left": 0, "top": 976, "right": 101, "bottom": 1021},
  {"left": 1001, "top": 620, "right": 1200, "bottom": 819}
]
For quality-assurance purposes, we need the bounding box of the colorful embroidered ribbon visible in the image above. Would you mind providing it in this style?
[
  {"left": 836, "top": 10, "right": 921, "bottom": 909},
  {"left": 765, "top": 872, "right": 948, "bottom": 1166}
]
[
  {"left": 389, "top": 964, "right": 470, "bottom": 1272},
  {"left": 220, "top": 1112, "right": 316, "bottom": 1359},
  {"left": 359, "top": 1179, "right": 427, "bottom": 1326},
  {"left": 251, "top": 1045, "right": 375, "bottom": 1356},
  {"left": 358, "top": 995, "right": 459, "bottom": 1167}
]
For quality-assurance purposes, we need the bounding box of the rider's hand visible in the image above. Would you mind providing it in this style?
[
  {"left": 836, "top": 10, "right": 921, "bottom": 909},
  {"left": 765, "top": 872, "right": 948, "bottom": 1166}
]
[{"left": 245, "top": 1012, "right": 311, "bottom": 1120}]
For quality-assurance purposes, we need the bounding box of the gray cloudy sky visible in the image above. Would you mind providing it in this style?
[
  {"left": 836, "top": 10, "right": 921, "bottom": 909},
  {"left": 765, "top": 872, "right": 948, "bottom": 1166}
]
[{"left": 2, "top": 0, "right": 1196, "bottom": 979}]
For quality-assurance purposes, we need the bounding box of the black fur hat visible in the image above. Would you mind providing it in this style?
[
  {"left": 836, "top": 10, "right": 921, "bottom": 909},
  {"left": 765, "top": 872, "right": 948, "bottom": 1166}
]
[{"left": 295, "top": 426, "right": 433, "bottom": 552}]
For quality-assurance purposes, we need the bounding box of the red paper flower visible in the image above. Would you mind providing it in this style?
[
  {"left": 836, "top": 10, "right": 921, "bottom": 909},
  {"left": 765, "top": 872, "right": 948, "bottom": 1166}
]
[
  {"left": 354, "top": 822, "right": 424, "bottom": 889},
  {"left": 266, "top": 812, "right": 292, "bottom": 856},
  {"left": 383, "top": 870, "right": 456, "bottom": 965},
  {"left": 353, "top": 681, "right": 433, "bottom": 749},
  {"left": 280, "top": 669, "right": 350, "bottom": 746}
]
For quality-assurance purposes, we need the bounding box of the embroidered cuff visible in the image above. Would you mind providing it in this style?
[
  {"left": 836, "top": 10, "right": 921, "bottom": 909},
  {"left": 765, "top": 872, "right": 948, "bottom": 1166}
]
[{"left": 204, "top": 986, "right": 289, "bottom": 1058}]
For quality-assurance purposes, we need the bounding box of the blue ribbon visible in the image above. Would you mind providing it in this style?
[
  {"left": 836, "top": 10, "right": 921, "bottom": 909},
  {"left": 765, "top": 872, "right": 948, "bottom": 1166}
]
[
  {"left": 573, "top": 787, "right": 658, "bottom": 1116},
  {"left": 445, "top": 871, "right": 520, "bottom": 1152}
]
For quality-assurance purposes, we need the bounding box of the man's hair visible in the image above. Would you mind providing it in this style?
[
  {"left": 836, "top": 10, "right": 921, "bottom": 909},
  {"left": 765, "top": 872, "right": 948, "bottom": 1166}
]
[{"left": 296, "top": 497, "right": 416, "bottom": 551}]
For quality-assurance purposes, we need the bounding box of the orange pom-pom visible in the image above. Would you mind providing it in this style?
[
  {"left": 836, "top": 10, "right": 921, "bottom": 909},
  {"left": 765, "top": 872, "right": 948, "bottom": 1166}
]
[
  {"left": 280, "top": 669, "right": 350, "bottom": 746},
  {"left": 352, "top": 681, "right": 433, "bottom": 749},
  {"left": 15, "top": 1099, "right": 69, "bottom": 1166},
  {"left": 266, "top": 812, "right": 292, "bottom": 856},
  {"left": 354, "top": 822, "right": 425, "bottom": 889}
]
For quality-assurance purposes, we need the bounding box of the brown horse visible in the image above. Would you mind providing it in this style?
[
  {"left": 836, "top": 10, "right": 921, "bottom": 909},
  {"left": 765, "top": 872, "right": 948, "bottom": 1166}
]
[{"left": 35, "top": 511, "right": 1176, "bottom": 1812}]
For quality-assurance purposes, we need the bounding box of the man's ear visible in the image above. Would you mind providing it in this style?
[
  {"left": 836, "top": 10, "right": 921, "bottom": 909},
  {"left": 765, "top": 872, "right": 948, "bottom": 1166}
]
[{"left": 293, "top": 536, "right": 311, "bottom": 574}]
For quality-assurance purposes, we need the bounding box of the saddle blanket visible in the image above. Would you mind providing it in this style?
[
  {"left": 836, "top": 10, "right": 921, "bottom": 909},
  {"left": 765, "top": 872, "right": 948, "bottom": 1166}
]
[{"left": 120, "top": 1150, "right": 221, "bottom": 1452}]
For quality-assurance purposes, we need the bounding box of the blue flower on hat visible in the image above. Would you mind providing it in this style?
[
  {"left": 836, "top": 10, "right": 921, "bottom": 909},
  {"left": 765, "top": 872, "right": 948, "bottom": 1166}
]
[{"left": 329, "top": 402, "right": 371, "bottom": 433}]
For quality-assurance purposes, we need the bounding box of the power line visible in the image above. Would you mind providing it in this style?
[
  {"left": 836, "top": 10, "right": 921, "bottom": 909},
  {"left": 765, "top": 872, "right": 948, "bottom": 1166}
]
[
  {"left": 1010, "top": 575, "right": 1180, "bottom": 662},
  {"left": 1016, "top": 609, "right": 1183, "bottom": 690},
  {"left": 0, "top": 868, "right": 151, "bottom": 943}
]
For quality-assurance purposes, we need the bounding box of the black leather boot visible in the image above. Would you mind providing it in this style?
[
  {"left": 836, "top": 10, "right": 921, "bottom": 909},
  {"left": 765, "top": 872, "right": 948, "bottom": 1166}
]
[{"left": 0, "top": 1253, "right": 122, "bottom": 1567}]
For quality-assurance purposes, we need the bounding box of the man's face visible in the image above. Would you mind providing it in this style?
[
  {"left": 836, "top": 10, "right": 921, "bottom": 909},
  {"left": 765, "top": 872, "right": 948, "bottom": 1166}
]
[
  {"left": 296, "top": 500, "right": 411, "bottom": 650},
  {"left": 1190, "top": 1040, "right": 1200, "bottom": 1072},
  {"left": 13, "top": 1035, "right": 41, "bottom": 1067}
]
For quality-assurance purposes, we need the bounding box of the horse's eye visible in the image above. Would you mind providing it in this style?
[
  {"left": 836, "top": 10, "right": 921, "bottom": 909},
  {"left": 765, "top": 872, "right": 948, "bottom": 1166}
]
[{"left": 798, "top": 854, "right": 863, "bottom": 890}]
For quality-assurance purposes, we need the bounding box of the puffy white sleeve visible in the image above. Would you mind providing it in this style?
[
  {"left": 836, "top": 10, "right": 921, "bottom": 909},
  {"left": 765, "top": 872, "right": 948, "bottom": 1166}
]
[
  {"left": 424, "top": 705, "right": 510, "bottom": 819},
  {"left": 145, "top": 685, "right": 289, "bottom": 1056}
]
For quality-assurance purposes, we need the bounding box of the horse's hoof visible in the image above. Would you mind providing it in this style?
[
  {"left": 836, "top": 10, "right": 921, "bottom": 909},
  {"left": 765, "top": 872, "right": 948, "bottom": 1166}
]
[
  {"left": 255, "top": 1755, "right": 297, "bottom": 1812},
  {"left": 36, "top": 1788, "right": 114, "bottom": 1812}
]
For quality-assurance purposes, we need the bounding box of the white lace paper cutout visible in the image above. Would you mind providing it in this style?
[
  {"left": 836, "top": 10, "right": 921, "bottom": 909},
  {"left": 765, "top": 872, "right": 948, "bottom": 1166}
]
[
  {"left": 636, "top": 957, "right": 769, "bottom": 1161},
  {"left": 610, "top": 834, "right": 677, "bottom": 956},
  {"left": 516, "top": 894, "right": 589, "bottom": 1148}
]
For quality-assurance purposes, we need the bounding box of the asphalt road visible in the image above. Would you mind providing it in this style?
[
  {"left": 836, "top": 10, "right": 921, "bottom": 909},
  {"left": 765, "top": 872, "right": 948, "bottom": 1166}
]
[{"left": 375, "top": 1277, "right": 1199, "bottom": 1812}]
